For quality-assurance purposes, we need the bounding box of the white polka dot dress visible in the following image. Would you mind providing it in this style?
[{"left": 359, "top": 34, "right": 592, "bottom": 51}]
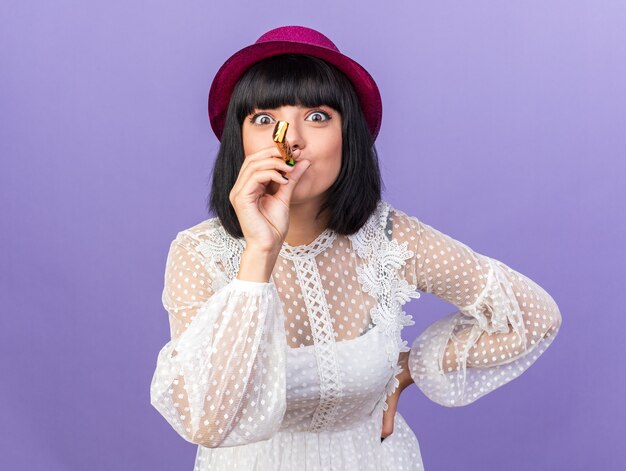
[{"left": 150, "top": 200, "right": 562, "bottom": 470}]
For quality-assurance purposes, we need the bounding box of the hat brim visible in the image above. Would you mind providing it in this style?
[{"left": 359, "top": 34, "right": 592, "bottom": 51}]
[{"left": 208, "top": 40, "right": 382, "bottom": 141}]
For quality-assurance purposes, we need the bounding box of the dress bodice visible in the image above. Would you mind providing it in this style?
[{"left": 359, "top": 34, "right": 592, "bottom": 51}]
[{"left": 281, "top": 325, "right": 390, "bottom": 432}]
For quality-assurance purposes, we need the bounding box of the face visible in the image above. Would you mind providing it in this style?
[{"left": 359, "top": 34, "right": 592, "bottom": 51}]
[{"left": 241, "top": 104, "right": 343, "bottom": 205}]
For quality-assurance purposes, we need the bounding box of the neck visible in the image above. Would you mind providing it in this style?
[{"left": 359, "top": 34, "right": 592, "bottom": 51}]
[{"left": 285, "top": 195, "right": 330, "bottom": 246}]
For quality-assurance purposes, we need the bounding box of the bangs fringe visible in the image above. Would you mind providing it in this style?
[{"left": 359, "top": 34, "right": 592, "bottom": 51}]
[{"left": 233, "top": 54, "right": 346, "bottom": 119}]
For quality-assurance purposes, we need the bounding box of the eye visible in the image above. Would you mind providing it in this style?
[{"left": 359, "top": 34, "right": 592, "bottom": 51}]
[
  {"left": 306, "top": 110, "right": 331, "bottom": 122},
  {"left": 249, "top": 113, "right": 275, "bottom": 126}
]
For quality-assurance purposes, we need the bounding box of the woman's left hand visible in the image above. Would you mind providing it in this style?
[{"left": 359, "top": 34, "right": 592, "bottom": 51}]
[{"left": 381, "top": 351, "right": 414, "bottom": 440}]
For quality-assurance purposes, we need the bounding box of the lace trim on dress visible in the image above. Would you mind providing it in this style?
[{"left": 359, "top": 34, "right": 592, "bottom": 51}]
[
  {"left": 348, "top": 201, "right": 422, "bottom": 410},
  {"left": 279, "top": 227, "right": 337, "bottom": 260},
  {"left": 293, "top": 256, "right": 344, "bottom": 432},
  {"left": 187, "top": 221, "right": 244, "bottom": 293},
  {"left": 229, "top": 224, "right": 336, "bottom": 260}
]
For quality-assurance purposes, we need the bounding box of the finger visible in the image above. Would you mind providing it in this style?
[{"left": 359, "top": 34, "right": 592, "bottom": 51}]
[
  {"left": 246, "top": 169, "right": 291, "bottom": 190},
  {"left": 245, "top": 145, "right": 285, "bottom": 162},
  {"left": 275, "top": 160, "right": 311, "bottom": 200},
  {"left": 236, "top": 157, "right": 294, "bottom": 193},
  {"left": 232, "top": 169, "right": 288, "bottom": 205},
  {"left": 246, "top": 157, "right": 295, "bottom": 178},
  {"left": 241, "top": 147, "right": 289, "bottom": 172},
  {"left": 381, "top": 394, "right": 398, "bottom": 438},
  {"left": 233, "top": 157, "right": 293, "bottom": 197}
]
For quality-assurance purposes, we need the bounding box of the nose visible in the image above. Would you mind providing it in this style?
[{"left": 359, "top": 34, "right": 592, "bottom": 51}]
[{"left": 286, "top": 122, "right": 304, "bottom": 158}]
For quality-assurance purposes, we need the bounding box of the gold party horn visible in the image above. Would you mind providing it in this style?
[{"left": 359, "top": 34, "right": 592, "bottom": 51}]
[{"left": 273, "top": 121, "right": 295, "bottom": 166}]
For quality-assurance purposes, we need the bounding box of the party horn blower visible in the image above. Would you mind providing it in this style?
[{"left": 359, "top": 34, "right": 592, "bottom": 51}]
[{"left": 273, "top": 121, "right": 295, "bottom": 166}]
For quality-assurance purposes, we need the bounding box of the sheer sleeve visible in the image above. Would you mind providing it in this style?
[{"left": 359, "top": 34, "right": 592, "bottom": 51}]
[
  {"left": 390, "top": 208, "right": 562, "bottom": 407},
  {"left": 150, "top": 230, "right": 287, "bottom": 447}
]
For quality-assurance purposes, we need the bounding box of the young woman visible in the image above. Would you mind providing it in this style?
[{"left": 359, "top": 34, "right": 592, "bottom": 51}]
[{"left": 150, "top": 25, "right": 562, "bottom": 470}]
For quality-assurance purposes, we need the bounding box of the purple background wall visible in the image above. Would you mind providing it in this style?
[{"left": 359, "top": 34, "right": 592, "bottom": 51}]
[{"left": 1, "top": 1, "right": 624, "bottom": 469}]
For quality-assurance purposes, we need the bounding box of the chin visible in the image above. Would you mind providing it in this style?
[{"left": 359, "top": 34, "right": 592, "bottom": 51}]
[{"left": 291, "top": 185, "right": 330, "bottom": 205}]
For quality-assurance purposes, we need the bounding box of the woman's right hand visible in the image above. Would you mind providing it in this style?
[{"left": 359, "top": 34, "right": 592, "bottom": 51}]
[{"left": 229, "top": 146, "right": 311, "bottom": 253}]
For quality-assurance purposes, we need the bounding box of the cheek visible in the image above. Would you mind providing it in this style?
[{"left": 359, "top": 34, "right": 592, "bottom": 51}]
[
  {"left": 318, "top": 150, "right": 342, "bottom": 185},
  {"left": 242, "top": 130, "right": 253, "bottom": 155},
  {"left": 331, "top": 138, "right": 342, "bottom": 173},
  {"left": 241, "top": 126, "right": 264, "bottom": 156}
]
